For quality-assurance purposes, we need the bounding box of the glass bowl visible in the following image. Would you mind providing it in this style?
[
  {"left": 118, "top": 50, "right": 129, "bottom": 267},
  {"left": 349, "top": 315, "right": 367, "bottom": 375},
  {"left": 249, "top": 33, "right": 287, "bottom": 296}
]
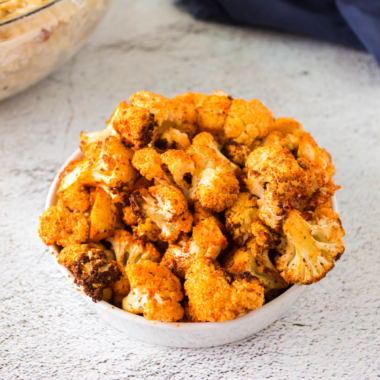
[{"left": 0, "top": 0, "right": 113, "bottom": 101}]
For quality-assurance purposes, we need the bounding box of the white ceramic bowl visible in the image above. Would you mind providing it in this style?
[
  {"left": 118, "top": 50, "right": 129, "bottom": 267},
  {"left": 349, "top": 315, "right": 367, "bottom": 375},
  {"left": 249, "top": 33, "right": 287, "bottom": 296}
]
[{"left": 46, "top": 149, "right": 339, "bottom": 348}]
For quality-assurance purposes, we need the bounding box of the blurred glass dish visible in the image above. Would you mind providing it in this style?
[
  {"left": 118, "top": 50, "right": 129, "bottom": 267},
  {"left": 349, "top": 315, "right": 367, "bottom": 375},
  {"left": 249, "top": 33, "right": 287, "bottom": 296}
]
[{"left": 0, "top": 0, "right": 113, "bottom": 101}]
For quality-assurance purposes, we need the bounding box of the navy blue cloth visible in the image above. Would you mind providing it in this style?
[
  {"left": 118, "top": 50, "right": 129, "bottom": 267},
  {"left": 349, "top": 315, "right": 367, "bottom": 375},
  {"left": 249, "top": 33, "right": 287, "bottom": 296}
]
[{"left": 177, "top": 0, "right": 380, "bottom": 66}]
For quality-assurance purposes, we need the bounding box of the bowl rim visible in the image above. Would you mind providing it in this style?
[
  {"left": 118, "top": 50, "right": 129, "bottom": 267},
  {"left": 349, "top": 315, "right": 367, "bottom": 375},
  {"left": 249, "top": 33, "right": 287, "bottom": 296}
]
[
  {"left": 0, "top": 0, "right": 63, "bottom": 27},
  {"left": 46, "top": 148, "right": 338, "bottom": 330}
]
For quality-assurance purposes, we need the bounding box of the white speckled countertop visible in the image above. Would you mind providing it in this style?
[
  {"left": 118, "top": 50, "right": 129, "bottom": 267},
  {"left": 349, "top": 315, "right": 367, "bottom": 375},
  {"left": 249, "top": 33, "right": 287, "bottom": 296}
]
[{"left": 1, "top": 0, "right": 380, "bottom": 378}]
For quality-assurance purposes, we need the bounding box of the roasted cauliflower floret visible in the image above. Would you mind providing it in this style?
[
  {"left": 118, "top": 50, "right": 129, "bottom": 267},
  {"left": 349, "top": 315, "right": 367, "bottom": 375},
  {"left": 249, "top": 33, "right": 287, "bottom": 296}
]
[
  {"left": 221, "top": 141, "right": 251, "bottom": 167},
  {"left": 80, "top": 101, "right": 154, "bottom": 152},
  {"left": 162, "top": 144, "right": 239, "bottom": 212},
  {"left": 123, "top": 260, "right": 184, "bottom": 322},
  {"left": 297, "top": 135, "right": 338, "bottom": 210},
  {"left": 38, "top": 205, "right": 89, "bottom": 247},
  {"left": 132, "top": 218, "right": 161, "bottom": 242},
  {"left": 270, "top": 117, "right": 305, "bottom": 136},
  {"left": 114, "top": 106, "right": 155, "bottom": 150},
  {"left": 130, "top": 91, "right": 198, "bottom": 138},
  {"left": 224, "top": 238, "right": 288, "bottom": 293},
  {"left": 259, "top": 118, "right": 305, "bottom": 152},
  {"left": 59, "top": 137, "right": 140, "bottom": 204},
  {"left": 57, "top": 160, "right": 91, "bottom": 213},
  {"left": 225, "top": 193, "right": 258, "bottom": 245},
  {"left": 193, "top": 201, "right": 226, "bottom": 233},
  {"left": 184, "top": 258, "right": 264, "bottom": 322},
  {"left": 161, "top": 149, "right": 195, "bottom": 190},
  {"left": 161, "top": 219, "right": 227, "bottom": 278},
  {"left": 175, "top": 90, "right": 232, "bottom": 140},
  {"left": 192, "top": 132, "right": 240, "bottom": 175},
  {"left": 153, "top": 127, "right": 191, "bottom": 152},
  {"left": 224, "top": 98, "right": 273, "bottom": 147},
  {"left": 130, "top": 185, "right": 193, "bottom": 243},
  {"left": 90, "top": 136, "right": 140, "bottom": 200},
  {"left": 122, "top": 206, "right": 138, "bottom": 226},
  {"left": 132, "top": 147, "right": 172, "bottom": 186},
  {"left": 110, "top": 263, "right": 131, "bottom": 299},
  {"left": 58, "top": 244, "right": 121, "bottom": 302},
  {"left": 88, "top": 187, "right": 117, "bottom": 242},
  {"left": 194, "top": 165, "right": 239, "bottom": 212},
  {"left": 106, "top": 229, "right": 161, "bottom": 267},
  {"left": 245, "top": 145, "right": 311, "bottom": 230},
  {"left": 80, "top": 101, "right": 129, "bottom": 156},
  {"left": 275, "top": 208, "right": 345, "bottom": 285}
]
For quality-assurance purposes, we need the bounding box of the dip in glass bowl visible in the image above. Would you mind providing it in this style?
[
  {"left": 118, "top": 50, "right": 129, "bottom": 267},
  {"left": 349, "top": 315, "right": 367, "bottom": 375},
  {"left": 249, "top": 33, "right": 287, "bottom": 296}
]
[{"left": 0, "top": 0, "right": 113, "bottom": 101}]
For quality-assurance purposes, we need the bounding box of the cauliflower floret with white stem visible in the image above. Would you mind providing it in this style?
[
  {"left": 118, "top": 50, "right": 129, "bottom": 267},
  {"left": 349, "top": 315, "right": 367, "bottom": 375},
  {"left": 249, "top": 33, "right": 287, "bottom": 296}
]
[
  {"left": 153, "top": 127, "right": 191, "bottom": 153},
  {"left": 275, "top": 207, "right": 345, "bottom": 285},
  {"left": 192, "top": 132, "right": 241, "bottom": 176},
  {"left": 161, "top": 149, "right": 195, "bottom": 190},
  {"left": 123, "top": 260, "right": 184, "bottom": 322},
  {"left": 244, "top": 145, "right": 311, "bottom": 230},
  {"left": 163, "top": 144, "right": 239, "bottom": 212},
  {"left": 130, "top": 185, "right": 193, "bottom": 243}
]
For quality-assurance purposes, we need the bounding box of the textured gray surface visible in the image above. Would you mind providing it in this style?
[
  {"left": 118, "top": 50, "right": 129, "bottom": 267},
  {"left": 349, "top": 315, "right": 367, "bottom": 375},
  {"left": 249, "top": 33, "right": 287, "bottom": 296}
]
[{"left": 1, "top": 0, "right": 380, "bottom": 378}]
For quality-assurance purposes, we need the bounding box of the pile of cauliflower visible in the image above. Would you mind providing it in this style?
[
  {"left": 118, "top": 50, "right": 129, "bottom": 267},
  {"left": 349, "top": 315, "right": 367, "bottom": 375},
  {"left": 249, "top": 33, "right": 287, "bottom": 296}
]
[{"left": 38, "top": 90, "right": 345, "bottom": 323}]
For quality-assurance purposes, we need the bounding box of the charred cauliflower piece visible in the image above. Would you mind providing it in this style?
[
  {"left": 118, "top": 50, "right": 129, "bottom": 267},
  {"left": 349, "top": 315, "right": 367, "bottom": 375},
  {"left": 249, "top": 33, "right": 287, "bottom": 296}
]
[
  {"left": 297, "top": 135, "right": 338, "bottom": 210},
  {"left": 80, "top": 101, "right": 154, "bottom": 152},
  {"left": 192, "top": 132, "right": 241, "bottom": 175},
  {"left": 58, "top": 244, "right": 121, "bottom": 302},
  {"left": 38, "top": 205, "right": 89, "bottom": 247},
  {"left": 153, "top": 127, "right": 191, "bottom": 152},
  {"left": 184, "top": 258, "right": 264, "bottom": 322},
  {"left": 123, "top": 260, "right": 184, "bottom": 322},
  {"left": 107, "top": 229, "right": 161, "bottom": 267},
  {"left": 114, "top": 106, "right": 155, "bottom": 150},
  {"left": 275, "top": 207, "right": 345, "bottom": 285},
  {"left": 224, "top": 98, "right": 273, "bottom": 147},
  {"left": 224, "top": 238, "right": 288, "bottom": 293},
  {"left": 161, "top": 149, "right": 195, "bottom": 190},
  {"left": 130, "top": 91, "right": 198, "bottom": 138},
  {"left": 245, "top": 145, "right": 311, "bottom": 230},
  {"left": 130, "top": 185, "right": 193, "bottom": 243},
  {"left": 161, "top": 219, "right": 227, "bottom": 278},
  {"left": 222, "top": 141, "right": 251, "bottom": 167}
]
